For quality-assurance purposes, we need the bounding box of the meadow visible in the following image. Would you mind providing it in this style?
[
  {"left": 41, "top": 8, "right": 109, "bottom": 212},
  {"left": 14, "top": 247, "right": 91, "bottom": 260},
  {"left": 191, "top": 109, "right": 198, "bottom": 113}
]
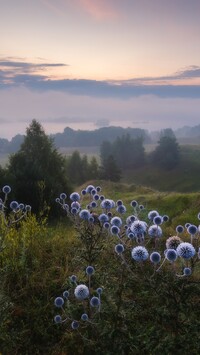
[{"left": 0, "top": 181, "right": 200, "bottom": 354}]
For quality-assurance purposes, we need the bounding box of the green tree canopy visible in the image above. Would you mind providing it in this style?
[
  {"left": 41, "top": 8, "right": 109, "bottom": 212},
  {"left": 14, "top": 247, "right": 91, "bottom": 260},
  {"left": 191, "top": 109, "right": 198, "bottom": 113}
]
[
  {"left": 151, "top": 134, "right": 180, "bottom": 170},
  {"left": 7, "top": 120, "right": 71, "bottom": 215}
]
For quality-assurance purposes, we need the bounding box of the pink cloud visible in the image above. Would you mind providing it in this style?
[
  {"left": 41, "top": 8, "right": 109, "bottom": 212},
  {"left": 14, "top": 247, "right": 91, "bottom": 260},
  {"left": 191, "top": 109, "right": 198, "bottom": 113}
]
[{"left": 77, "top": 0, "right": 119, "bottom": 20}]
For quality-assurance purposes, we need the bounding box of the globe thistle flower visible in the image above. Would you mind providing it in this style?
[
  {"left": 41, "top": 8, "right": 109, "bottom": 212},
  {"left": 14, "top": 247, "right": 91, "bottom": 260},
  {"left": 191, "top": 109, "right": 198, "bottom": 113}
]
[
  {"left": 110, "top": 225, "right": 120, "bottom": 236},
  {"left": 60, "top": 193, "right": 67, "bottom": 200},
  {"left": 89, "top": 216, "right": 94, "bottom": 223},
  {"left": 98, "top": 213, "right": 109, "bottom": 223},
  {"left": 96, "top": 186, "right": 101, "bottom": 192},
  {"left": 130, "top": 220, "right": 147, "bottom": 237},
  {"left": 54, "top": 315, "right": 62, "bottom": 323},
  {"left": 130, "top": 200, "right": 138, "bottom": 208},
  {"left": 131, "top": 246, "right": 149, "bottom": 261},
  {"left": 126, "top": 215, "right": 137, "bottom": 225},
  {"left": 79, "top": 209, "right": 91, "bottom": 220},
  {"left": 86, "top": 266, "right": 95, "bottom": 276},
  {"left": 91, "top": 188, "right": 97, "bottom": 196},
  {"left": 176, "top": 225, "right": 184, "bottom": 234},
  {"left": 115, "top": 244, "right": 124, "bottom": 254},
  {"left": 185, "top": 223, "right": 190, "bottom": 229},
  {"left": 99, "top": 195, "right": 105, "bottom": 201},
  {"left": 127, "top": 232, "right": 135, "bottom": 239},
  {"left": 96, "top": 287, "right": 103, "bottom": 295},
  {"left": 166, "top": 236, "right": 182, "bottom": 250},
  {"left": 70, "top": 192, "right": 80, "bottom": 202},
  {"left": 90, "top": 296, "right": 100, "bottom": 307},
  {"left": 111, "top": 216, "right": 122, "bottom": 227},
  {"left": 81, "top": 313, "right": 89, "bottom": 321},
  {"left": 81, "top": 189, "right": 87, "bottom": 195},
  {"left": 71, "top": 207, "right": 78, "bottom": 215},
  {"left": 150, "top": 252, "right": 161, "bottom": 264},
  {"left": 71, "top": 201, "right": 80, "bottom": 209},
  {"left": 10, "top": 201, "right": 19, "bottom": 211},
  {"left": 25, "top": 205, "right": 31, "bottom": 212},
  {"left": 165, "top": 249, "right": 177, "bottom": 262},
  {"left": 139, "top": 204, "right": 145, "bottom": 210},
  {"left": 2, "top": 185, "right": 11, "bottom": 194},
  {"left": 54, "top": 297, "right": 64, "bottom": 308},
  {"left": 55, "top": 198, "right": 60, "bottom": 203},
  {"left": 74, "top": 284, "right": 89, "bottom": 300},
  {"left": 176, "top": 242, "right": 196, "bottom": 259},
  {"left": 103, "top": 222, "right": 110, "bottom": 229},
  {"left": 153, "top": 215, "right": 163, "bottom": 225},
  {"left": 116, "top": 204, "right": 126, "bottom": 214},
  {"left": 183, "top": 267, "right": 192, "bottom": 276},
  {"left": 18, "top": 203, "right": 25, "bottom": 210},
  {"left": 90, "top": 201, "right": 97, "bottom": 209},
  {"left": 107, "top": 211, "right": 113, "bottom": 218},
  {"left": 93, "top": 194, "right": 99, "bottom": 201},
  {"left": 148, "top": 225, "right": 162, "bottom": 238},
  {"left": 63, "top": 290, "right": 69, "bottom": 299},
  {"left": 187, "top": 224, "right": 198, "bottom": 236},
  {"left": 70, "top": 275, "right": 77, "bottom": 283},
  {"left": 162, "top": 215, "right": 169, "bottom": 222},
  {"left": 148, "top": 210, "right": 159, "bottom": 221},
  {"left": 116, "top": 199, "right": 123, "bottom": 206},
  {"left": 100, "top": 199, "right": 115, "bottom": 210},
  {"left": 86, "top": 185, "right": 95, "bottom": 194},
  {"left": 71, "top": 320, "right": 79, "bottom": 329}
]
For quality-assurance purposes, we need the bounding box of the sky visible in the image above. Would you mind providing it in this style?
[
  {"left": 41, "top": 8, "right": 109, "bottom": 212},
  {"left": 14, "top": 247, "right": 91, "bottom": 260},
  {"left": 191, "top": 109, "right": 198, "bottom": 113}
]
[{"left": 1, "top": 0, "right": 200, "bottom": 139}]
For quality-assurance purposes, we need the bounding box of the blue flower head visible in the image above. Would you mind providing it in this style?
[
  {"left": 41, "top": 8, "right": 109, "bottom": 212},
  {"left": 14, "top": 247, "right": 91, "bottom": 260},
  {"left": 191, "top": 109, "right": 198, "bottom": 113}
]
[
  {"left": 54, "top": 315, "right": 62, "bottom": 323},
  {"left": 131, "top": 246, "right": 149, "bottom": 261},
  {"left": 90, "top": 201, "right": 97, "bottom": 208},
  {"left": 116, "top": 205, "right": 126, "bottom": 214},
  {"left": 71, "top": 320, "right": 79, "bottom": 329},
  {"left": 183, "top": 267, "right": 192, "bottom": 276},
  {"left": 100, "top": 195, "right": 105, "bottom": 201},
  {"left": 96, "top": 287, "right": 103, "bottom": 295},
  {"left": 60, "top": 193, "right": 67, "bottom": 200},
  {"left": 25, "top": 205, "right": 31, "bottom": 212},
  {"left": 130, "top": 200, "right": 138, "bottom": 208},
  {"left": 93, "top": 194, "right": 99, "bottom": 201},
  {"left": 79, "top": 209, "right": 90, "bottom": 220},
  {"left": 107, "top": 211, "right": 112, "bottom": 218},
  {"left": 81, "top": 313, "right": 89, "bottom": 321},
  {"left": 2, "top": 185, "right": 11, "bottom": 194},
  {"left": 70, "top": 192, "right": 80, "bottom": 202},
  {"left": 110, "top": 225, "right": 120, "bottom": 236},
  {"left": 18, "top": 203, "right": 25, "bottom": 211},
  {"left": 86, "top": 185, "right": 95, "bottom": 194},
  {"left": 70, "top": 275, "right": 77, "bottom": 283},
  {"left": 126, "top": 215, "right": 137, "bottom": 225},
  {"left": 81, "top": 189, "right": 87, "bottom": 195},
  {"left": 54, "top": 297, "right": 64, "bottom": 308},
  {"left": 139, "top": 204, "right": 144, "bottom": 210},
  {"left": 148, "top": 210, "right": 159, "bottom": 221},
  {"left": 150, "top": 252, "right": 161, "bottom": 264},
  {"left": 71, "top": 201, "right": 80, "bottom": 209},
  {"left": 96, "top": 186, "right": 101, "bottom": 192},
  {"left": 10, "top": 201, "right": 19, "bottom": 211},
  {"left": 127, "top": 232, "right": 135, "bottom": 239},
  {"left": 74, "top": 285, "right": 89, "bottom": 300},
  {"left": 176, "top": 225, "right": 184, "bottom": 234},
  {"left": 185, "top": 223, "right": 190, "bottom": 229},
  {"left": 165, "top": 249, "right": 177, "bottom": 262},
  {"left": 111, "top": 216, "right": 122, "bottom": 227},
  {"left": 98, "top": 213, "right": 109, "bottom": 223},
  {"left": 103, "top": 222, "right": 110, "bottom": 229},
  {"left": 86, "top": 266, "right": 95, "bottom": 276},
  {"left": 162, "top": 215, "right": 169, "bottom": 222},
  {"left": 116, "top": 199, "right": 123, "bottom": 206},
  {"left": 115, "top": 244, "right": 124, "bottom": 254},
  {"left": 153, "top": 215, "right": 163, "bottom": 225},
  {"left": 100, "top": 199, "right": 115, "bottom": 210},
  {"left": 63, "top": 290, "right": 69, "bottom": 299},
  {"left": 176, "top": 242, "right": 196, "bottom": 259},
  {"left": 130, "top": 220, "right": 147, "bottom": 237},
  {"left": 187, "top": 224, "right": 197, "bottom": 236},
  {"left": 90, "top": 296, "right": 100, "bottom": 307},
  {"left": 148, "top": 225, "right": 162, "bottom": 238},
  {"left": 91, "top": 188, "right": 97, "bottom": 195},
  {"left": 71, "top": 207, "right": 78, "bottom": 215}
]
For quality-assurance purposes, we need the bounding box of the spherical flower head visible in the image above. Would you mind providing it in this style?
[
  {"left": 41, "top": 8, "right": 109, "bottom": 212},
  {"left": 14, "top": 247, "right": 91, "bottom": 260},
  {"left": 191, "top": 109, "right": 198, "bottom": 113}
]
[
  {"left": 176, "top": 242, "right": 196, "bottom": 259},
  {"left": 55, "top": 197, "right": 60, "bottom": 203},
  {"left": 139, "top": 204, "right": 144, "bottom": 210},
  {"left": 93, "top": 194, "right": 99, "bottom": 201},
  {"left": 86, "top": 266, "right": 95, "bottom": 276},
  {"left": 90, "top": 201, "right": 97, "bottom": 208},
  {"left": 89, "top": 216, "right": 94, "bottom": 223},
  {"left": 100, "top": 199, "right": 115, "bottom": 210},
  {"left": 111, "top": 216, "right": 122, "bottom": 227},
  {"left": 187, "top": 224, "right": 197, "bottom": 236},
  {"left": 71, "top": 320, "right": 79, "bottom": 329},
  {"left": 115, "top": 244, "right": 124, "bottom": 254},
  {"left": 116, "top": 205, "right": 126, "bottom": 214},
  {"left": 74, "top": 284, "right": 89, "bottom": 300},
  {"left": 71, "top": 207, "right": 78, "bottom": 215},
  {"left": 150, "top": 252, "right": 161, "bottom": 264},
  {"left": 148, "top": 225, "right": 162, "bottom": 238},
  {"left": 81, "top": 313, "right": 88, "bottom": 321},
  {"left": 148, "top": 210, "right": 159, "bottom": 221},
  {"left": 70, "top": 192, "right": 80, "bottom": 202},
  {"left": 130, "top": 200, "right": 138, "bottom": 208},
  {"left": 131, "top": 246, "right": 149, "bottom": 261},
  {"left": 86, "top": 185, "right": 95, "bottom": 194},
  {"left": 63, "top": 290, "right": 69, "bottom": 299},
  {"left": 176, "top": 225, "right": 184, "bottom": 234},
  {"left": 103, "top": 222, "right": 110, "bottom": 229},
  {"left": 153, "top": 215, "right": 163, "bottom": 225},
  {"left": 10, "top": 201, "right": 19, "bottom": 211},
  {"left": 183, "top": 267, "right": 192, "bottom": 276},
  {"left": 91, "top": 188, "right": 97, "bottom": 196},
  {"left": 126, "top": 215, "right": 136, "bottom": 225},
  {"left": 96, "top": 287, "right": 103, "bottom": 295},
  {"left": 130, "top": 220, "right": 147, "bottom": 237},
  {"left": 166, "top": 236, "right": 182, "bottom": 250},
  {"left": 81, "top": 189, "right": 86, "bottom": 195},
  {"left": 79, "top": 209, "right": 91, "bottom": 220},
  {"left": 185, "top": 223, "right": 190, "bottom": 229},
  {"left": 90, "top": 296, "right": 100, "bottom": 307},
  {"left": 54, "top": 315, "right": 62, "bottom": 323},
  {"left": 54, "top": 297, "right": 64, "bottom": 308},
  {"left": 18, "top": 203, "right": 25, "bottom": 211},
  {"left": 110, "top": 225, "right": 120, "bottom": 236},
  {"left": 162, "top": 215, "right": 169, "bottom": 222},
  {"left": 165, "top": 249, "right": 177, "bottom": 262},
  {"left": 116, "top": 199, "right": 123, "bottom": 206},
  {"left": 96, "top": 186, "right": 101, "bottom": 192},
  {"left": 25, "top": 205, "right": 31, "bottom": 212},
  {"left": 2, "top": 185, "right": 11, "bottom": 194},
  {"left": 60, "top": 193, "right": 67, "bottom": 200},
  {"left": 71, "top": 201, "right": 80, "bottom": 209},
  {"left": 100, "top": 195, "right": 105, "bottom": 201},
  {"left": 128, "top": 232, "right": 135, "bottom": 239},
  {"left": 107, "top": 211, "right": 112, "bottom": 218},
  {"left": 70, "top": 275, "right": 77, "bottom": 283},
  {"left": 98, "top": 213, "right": 109, "bottom": 223}
]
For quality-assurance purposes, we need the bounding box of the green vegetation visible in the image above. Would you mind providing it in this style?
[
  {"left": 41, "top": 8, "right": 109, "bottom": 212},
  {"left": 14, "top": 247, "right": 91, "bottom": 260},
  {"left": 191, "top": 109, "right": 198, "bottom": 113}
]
[{"left": 0, "top": 181, "right": 200, "bottom": 354}]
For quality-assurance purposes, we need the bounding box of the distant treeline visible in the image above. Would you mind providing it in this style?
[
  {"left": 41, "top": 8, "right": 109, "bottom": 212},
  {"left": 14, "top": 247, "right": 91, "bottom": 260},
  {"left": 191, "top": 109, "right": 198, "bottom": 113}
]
[{"left": 1, "top": 124, "right": 200, "bottom": 154}]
